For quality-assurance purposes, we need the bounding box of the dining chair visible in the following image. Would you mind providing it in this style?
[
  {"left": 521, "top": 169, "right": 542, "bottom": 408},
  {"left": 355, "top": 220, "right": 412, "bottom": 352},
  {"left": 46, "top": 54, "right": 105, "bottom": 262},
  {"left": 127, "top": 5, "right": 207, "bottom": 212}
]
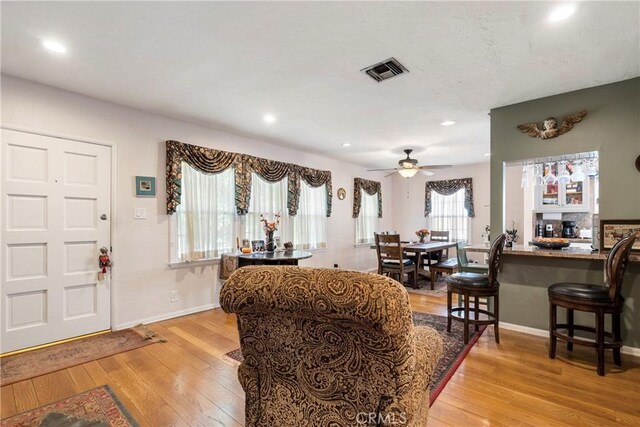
[
  {"left": 375, "top": 233, "right": 418, "bottom": 288},
  {"left": 429, "top": 230, "right": 450, "bottom": 261},
  {"left": 416, "top": 230, "right": 450, "bottom": 278},
  {"left": 456, "top": 241, "right": 489, "bottom": 274}
]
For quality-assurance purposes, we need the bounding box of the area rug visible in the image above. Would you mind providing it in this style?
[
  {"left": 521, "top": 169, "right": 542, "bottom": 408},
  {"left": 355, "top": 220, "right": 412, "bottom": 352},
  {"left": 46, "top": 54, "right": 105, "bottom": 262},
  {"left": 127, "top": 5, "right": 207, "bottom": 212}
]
[
  {"left": 223, "top": 312, "right": 484, "bottom": 405},
  {"left": 404, "top": 277, "right": 447, "bottom": 296},
  {"left": 1, "top": 385, "right": 138, "bottom": 427},
  {"left": 1, "top": 325, "right": 165, "bottom": 386}
]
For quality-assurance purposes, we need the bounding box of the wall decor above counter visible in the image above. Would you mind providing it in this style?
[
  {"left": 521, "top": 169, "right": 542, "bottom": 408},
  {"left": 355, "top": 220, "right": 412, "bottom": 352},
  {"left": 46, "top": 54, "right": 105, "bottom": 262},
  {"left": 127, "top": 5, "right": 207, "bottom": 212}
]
[{"left": 517, "top": 110, "right": 587, "bottom": 140}]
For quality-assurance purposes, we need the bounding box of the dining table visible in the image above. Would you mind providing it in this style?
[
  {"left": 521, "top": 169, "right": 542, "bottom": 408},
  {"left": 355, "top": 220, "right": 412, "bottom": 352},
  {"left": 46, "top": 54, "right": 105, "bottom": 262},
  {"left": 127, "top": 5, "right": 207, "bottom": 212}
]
[{"left": 371, "top": 240, "right": 458, "bottom": 284}]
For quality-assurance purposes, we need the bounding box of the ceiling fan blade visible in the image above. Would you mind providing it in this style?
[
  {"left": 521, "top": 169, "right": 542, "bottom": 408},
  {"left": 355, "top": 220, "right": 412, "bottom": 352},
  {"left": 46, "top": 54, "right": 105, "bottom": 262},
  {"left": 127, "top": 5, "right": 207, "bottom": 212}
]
[
  {"left": 384, "top": 171, "right": 398, "bottom": 178},
  {"left": 418, "top": 165, "right": 452, "bottom": 170},
  {"left": 366, "top": 168, "right": 397, "bottom": 172}
]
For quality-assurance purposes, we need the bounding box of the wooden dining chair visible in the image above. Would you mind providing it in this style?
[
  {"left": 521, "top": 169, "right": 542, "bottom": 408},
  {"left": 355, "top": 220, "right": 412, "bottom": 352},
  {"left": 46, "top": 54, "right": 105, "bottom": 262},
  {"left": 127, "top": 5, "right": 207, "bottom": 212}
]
[
  {"left": 417, "top": 230, "right": 451, "bottom": 277},
  {"left": 429, "top": 230, "right": 450, "bottom": 261},
  {"left": 375, "top": 233, "right": 418, "bottom": 288}
]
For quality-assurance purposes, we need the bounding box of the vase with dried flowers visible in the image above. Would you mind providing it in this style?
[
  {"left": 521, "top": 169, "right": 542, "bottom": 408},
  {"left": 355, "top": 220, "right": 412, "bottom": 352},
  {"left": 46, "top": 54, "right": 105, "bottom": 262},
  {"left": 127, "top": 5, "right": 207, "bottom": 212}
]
[
  {"left": 482, "top": 225, "right": 491, "bottom": 244},
  {"left": 260, "top": 213, "right": 280, "bottom": 252},
  {"left": 415, "top": 228, "right": 430, "bottom": 244},
  {"left": 505, "top": 222, "right": 518, "bottom": 248}
]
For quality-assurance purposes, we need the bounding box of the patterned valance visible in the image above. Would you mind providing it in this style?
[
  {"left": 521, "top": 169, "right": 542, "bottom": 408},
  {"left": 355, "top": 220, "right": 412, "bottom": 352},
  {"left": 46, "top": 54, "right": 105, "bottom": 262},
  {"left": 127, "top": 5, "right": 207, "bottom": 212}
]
[
  {"left": 424, "top": 177, "right": 475, "bottom": 217},
  {"left": 352, "top": 178, "right": 382, "bottom": 218},
  {"left": 166, "top": 140, "right": 332, "bottom": 217}
]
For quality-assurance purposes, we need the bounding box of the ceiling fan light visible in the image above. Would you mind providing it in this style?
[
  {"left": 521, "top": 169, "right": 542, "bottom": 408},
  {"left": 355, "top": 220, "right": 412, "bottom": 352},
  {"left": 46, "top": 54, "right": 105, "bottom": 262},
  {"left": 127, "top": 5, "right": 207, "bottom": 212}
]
[{"left": 398, "top": 168, "right": 418, "bottom": 178}]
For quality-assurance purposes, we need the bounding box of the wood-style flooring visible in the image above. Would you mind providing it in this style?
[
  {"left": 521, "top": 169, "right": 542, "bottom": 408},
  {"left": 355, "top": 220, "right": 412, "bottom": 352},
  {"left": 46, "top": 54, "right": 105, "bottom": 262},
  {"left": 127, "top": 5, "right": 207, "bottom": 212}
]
[{"left": 1, "top": 289, "right": 639, "bottom": 426}]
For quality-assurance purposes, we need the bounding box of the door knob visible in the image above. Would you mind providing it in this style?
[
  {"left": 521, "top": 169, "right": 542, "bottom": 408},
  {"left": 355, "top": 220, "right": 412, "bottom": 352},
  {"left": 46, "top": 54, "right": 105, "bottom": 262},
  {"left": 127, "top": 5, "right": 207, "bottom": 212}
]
[{"left": 100, "top": 214, "right": 108, "bottom": 220}]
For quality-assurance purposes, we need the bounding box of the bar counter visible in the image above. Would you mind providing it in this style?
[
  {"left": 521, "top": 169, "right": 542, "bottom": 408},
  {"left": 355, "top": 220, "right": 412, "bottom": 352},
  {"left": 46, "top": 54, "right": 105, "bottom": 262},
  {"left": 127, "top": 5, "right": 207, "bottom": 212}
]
[
  {"left": 465, "top": 243, "right": 640, "bottom": 262},
  {"left": 467, "top": 242, "right": 640, "bottom": 348}
]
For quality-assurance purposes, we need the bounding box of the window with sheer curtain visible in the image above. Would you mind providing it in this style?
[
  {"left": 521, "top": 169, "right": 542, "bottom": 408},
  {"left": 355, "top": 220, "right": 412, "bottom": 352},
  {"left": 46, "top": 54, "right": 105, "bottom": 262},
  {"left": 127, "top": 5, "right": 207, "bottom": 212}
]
[
  {"left": 428, "top": 189, "right": 470, "bottom": 242},
  {"left": 172, "top": 169, "right": 329, "bottom": 262},
  {"left": 293, "top": 181, "right": 328, "bottom": 249},
  {"left": 244, "top": 174, "right": 290, "bottom": 242},
  {"left": 172, "top": 163, "right": 235, "bottom": 261},
  {"left": 355, "top": 190, "right": 379, "bottom": 244}
]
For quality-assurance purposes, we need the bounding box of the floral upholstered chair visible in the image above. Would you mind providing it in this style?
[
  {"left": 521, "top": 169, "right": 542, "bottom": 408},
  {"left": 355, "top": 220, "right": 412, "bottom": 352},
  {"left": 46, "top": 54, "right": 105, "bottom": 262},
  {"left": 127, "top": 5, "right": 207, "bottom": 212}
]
[{"left": 220, "top": 266, "right": 443, "bottom": 427}]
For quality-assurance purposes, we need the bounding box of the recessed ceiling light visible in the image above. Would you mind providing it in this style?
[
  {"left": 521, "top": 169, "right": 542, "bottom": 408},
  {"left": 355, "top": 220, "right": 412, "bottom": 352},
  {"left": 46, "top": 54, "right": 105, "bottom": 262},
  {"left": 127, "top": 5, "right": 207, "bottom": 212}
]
[
  {"left": 42, "top": 39, "right": 67, "bottom": 54},
  {"left": 484, "top": 153, "right": 491, "bottom": 157},
  {"left": 549, "top": 5, "right": 575, "bottom": 22},
  {"left": 263, "top": 114, "right": 276, "bottom": 124},
  {"left": 342, "top": 142, "right": 351, "bottom": 147},
  {"left": 441, "top": 120, "right": 456, "bottom": 126}
]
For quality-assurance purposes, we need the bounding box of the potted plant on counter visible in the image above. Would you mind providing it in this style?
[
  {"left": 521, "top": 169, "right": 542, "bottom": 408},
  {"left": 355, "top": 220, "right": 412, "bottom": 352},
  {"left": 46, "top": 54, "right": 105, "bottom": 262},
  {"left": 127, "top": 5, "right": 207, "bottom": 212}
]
[{"left": 505, "top": 223, "right": 518, "bottom": 248}]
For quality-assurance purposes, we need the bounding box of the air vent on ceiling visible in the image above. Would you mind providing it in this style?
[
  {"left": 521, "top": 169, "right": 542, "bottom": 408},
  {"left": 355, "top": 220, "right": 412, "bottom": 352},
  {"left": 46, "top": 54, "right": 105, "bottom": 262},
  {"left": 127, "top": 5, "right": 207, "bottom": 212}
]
[{"left": 361, "top": 57, "right": 409, "bottom": 82}]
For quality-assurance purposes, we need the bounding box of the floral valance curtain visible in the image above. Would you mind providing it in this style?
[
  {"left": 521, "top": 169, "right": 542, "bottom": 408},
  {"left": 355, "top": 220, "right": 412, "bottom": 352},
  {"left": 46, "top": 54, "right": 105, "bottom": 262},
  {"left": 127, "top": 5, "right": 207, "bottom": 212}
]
[
  {"left": 352, "top": 177, "right": 382, "bottom": 218},
  {"left": 166, "top": 140, "right": 332, "bottom": 217},
  {"left": 424, "top": 177, "right": 474, "bottom": 217}
]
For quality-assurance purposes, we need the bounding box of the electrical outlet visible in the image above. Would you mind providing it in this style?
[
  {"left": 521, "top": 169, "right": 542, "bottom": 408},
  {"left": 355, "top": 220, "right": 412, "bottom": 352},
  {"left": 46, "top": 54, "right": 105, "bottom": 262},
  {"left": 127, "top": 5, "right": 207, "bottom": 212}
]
[{"left": 170, "top": 290, "right": 178, "bottom": 302}]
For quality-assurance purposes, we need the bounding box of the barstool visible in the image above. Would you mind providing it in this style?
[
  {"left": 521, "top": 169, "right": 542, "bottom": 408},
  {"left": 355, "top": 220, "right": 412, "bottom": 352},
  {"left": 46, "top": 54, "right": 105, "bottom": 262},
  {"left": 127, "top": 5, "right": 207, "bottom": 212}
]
[
  {"left": 548, "top": 235, "right": 636, "bottom": 376},
  {"left": 446, "top": 234, "right": 506, "bottom": 344}
]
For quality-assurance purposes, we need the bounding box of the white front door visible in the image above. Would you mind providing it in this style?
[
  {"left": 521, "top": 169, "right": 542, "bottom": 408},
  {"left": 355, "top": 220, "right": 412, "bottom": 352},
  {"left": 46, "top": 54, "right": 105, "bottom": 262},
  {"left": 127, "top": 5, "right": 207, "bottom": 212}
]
[{"left": 1, "top": 129, "right": 111, "bottom": 353}]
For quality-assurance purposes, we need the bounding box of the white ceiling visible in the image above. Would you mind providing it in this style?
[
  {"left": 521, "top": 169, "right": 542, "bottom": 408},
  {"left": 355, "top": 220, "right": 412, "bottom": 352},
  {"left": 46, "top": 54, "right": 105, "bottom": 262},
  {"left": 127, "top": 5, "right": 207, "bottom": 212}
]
[{"left": 2, "top": 2, "right": 638, "bottom": 169}]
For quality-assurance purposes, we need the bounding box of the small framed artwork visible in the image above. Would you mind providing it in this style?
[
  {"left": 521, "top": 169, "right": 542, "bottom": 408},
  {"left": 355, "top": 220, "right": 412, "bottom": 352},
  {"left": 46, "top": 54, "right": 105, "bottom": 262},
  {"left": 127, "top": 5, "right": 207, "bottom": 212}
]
[
  {"left": 135, "top": 176, "right": 156, "bottom": 197},
  {"left": 599, "top": 219, "right": 640, "bottom": 252},
  {"left": 251, "top": 240, "right": 265, "bottom": 252}
]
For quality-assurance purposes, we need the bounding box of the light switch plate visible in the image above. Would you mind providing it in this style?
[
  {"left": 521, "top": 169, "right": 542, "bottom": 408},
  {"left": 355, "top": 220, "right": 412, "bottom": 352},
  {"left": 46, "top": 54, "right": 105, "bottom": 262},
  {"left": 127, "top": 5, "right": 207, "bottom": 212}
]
[{"left": 134, "top": 207, "right": 147, "bottom": 219}]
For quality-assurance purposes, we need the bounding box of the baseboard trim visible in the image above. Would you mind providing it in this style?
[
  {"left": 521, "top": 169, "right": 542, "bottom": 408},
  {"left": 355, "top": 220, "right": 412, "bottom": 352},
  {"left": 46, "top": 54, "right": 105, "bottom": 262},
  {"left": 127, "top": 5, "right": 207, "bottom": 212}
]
[
  {"left": 114, "top": 303, "right": 218, "bottom": 330},
  {"left": 500, "top": 321, "right": 640, "bottom": 357}
]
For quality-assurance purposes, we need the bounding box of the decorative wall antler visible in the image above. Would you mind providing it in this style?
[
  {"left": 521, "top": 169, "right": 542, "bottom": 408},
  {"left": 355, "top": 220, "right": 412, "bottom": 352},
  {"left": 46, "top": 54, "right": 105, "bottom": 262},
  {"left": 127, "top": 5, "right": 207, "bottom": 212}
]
[{"left": 517, "top": 110, "right": 587, "bottom": 140}]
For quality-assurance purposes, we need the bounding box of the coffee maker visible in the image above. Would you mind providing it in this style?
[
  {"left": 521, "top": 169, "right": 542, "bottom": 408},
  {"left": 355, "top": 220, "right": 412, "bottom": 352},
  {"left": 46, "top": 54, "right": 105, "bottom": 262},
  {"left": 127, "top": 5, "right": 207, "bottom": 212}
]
[{"left": 562, "top": 221, "right": 577, "bottom": 238}]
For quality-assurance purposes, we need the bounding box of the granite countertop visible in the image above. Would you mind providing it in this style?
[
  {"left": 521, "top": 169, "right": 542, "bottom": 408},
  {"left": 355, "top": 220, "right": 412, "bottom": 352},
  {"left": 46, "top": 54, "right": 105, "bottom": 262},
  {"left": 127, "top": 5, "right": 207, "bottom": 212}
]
[{"left": 464, "top": 243, "right": 640, "bottom": 262}]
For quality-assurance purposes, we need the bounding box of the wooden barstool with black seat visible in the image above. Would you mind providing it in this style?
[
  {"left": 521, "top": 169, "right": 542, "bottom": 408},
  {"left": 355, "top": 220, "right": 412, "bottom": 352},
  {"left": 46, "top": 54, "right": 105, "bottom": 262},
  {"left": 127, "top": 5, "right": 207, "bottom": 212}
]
[
  {"left": 548, "top": 234, "right": 636, "bottom": 376},
  {"left": 446, "top": 234, "right": 506, "bottom": 344}
]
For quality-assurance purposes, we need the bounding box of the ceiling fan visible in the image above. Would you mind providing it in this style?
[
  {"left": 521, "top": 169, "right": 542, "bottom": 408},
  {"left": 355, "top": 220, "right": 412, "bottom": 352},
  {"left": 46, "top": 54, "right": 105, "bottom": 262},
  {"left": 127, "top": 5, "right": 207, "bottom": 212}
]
[{"left": 367, "top": 149, "right": 452, "bottom": 178}]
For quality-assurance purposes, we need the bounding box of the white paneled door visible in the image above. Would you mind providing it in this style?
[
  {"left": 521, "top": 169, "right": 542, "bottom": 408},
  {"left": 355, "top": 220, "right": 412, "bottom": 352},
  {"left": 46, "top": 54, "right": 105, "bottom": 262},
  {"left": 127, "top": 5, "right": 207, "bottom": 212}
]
[{"left": 1, "top": 129, "right": 111, "bottom": 353}]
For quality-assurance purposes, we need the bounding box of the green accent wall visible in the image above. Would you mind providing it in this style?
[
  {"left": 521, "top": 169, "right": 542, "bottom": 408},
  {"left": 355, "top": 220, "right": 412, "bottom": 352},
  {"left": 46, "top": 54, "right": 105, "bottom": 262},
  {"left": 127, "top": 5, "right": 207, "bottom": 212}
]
[{"left": 490, "top": 78, "right": 640, "bottom": 347}]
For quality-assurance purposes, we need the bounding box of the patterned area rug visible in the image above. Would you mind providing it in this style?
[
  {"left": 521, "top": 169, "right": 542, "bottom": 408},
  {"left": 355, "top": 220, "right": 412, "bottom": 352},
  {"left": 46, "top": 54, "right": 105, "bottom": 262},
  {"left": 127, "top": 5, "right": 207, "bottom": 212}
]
[
  {"left": 404, "top": 276, "right": 447, "bottom": 296},
  {"left": 1, "top": 325, "right": 165, "bottom": 386},
  {"left": 1, "top": 385, "right": 138, "bottom": 427},
  {"left": 223, "top": 312, "right": 484, "bottom": 405}
]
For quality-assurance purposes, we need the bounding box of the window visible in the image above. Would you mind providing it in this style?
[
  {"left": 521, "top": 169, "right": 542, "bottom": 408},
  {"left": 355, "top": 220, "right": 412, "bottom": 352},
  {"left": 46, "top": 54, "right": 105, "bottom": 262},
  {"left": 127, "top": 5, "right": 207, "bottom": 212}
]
[
  {"left": 428, "top": 189, "right": 470, "bottom": 242},
  {"left": 246, "top": 175, "right": 327, "bottom": 250},
  {"left": 355, "top": 190, "right": 379, "bottom": 244},
  {"left": 172, "top": 168, "right": 329, "bottom": 262},
  {"left": 292, "top": 181, "right": 327, "bottom": 250},
  {"left": 244, "top": 174, "right": 289, "bottom": 242},
  {"left": 173, "top": 163, "right": 235, "bottom": 261}
]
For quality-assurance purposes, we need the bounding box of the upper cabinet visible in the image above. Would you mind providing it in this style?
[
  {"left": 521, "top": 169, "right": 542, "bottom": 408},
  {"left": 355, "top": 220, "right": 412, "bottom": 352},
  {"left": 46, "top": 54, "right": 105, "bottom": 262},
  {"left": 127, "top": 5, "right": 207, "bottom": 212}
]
[{"left": 534, "top": 161, "right": 594, "bottom": 212}]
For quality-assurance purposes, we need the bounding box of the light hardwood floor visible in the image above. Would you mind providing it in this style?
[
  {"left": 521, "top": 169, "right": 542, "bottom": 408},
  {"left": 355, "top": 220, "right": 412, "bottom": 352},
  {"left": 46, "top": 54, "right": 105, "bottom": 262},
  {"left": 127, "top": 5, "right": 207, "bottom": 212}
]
[{"left": 1, "top": 289, "right": 639, "bottom": 426}]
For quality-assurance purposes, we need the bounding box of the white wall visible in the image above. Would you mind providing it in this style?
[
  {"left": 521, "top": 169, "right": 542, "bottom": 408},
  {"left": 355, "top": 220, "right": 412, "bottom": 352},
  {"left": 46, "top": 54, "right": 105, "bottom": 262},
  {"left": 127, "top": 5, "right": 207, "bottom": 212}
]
[
  {"left": 1, "top": 75, "right": 394, "bottom": 328},
  {"left": 390, "top": 162, "right": 490, "bottom": 260}
]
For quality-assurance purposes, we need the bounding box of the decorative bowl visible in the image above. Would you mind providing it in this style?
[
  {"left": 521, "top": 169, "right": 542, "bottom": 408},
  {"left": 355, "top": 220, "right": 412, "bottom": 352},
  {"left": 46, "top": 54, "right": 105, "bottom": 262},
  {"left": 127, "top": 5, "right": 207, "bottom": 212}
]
[{"left": 531, "top": 238, "right": 571, "bottom": 250}]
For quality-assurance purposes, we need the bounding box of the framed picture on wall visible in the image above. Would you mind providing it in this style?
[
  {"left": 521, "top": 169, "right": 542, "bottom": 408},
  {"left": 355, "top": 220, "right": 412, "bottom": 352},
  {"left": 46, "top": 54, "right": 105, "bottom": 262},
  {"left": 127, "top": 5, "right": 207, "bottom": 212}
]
[
  {"left": 135, "top": 176, "right": 156, "bottom": 197},
  {"left": 599, "top": 219, "right": 640, "bottom": 252}
]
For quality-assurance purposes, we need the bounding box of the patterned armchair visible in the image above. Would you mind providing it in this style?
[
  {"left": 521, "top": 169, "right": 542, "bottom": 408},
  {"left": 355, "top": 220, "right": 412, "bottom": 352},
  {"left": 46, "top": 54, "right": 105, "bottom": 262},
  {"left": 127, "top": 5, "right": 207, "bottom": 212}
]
[{"left": 220, "top": 266, "right": 443, "bottom": 427}]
